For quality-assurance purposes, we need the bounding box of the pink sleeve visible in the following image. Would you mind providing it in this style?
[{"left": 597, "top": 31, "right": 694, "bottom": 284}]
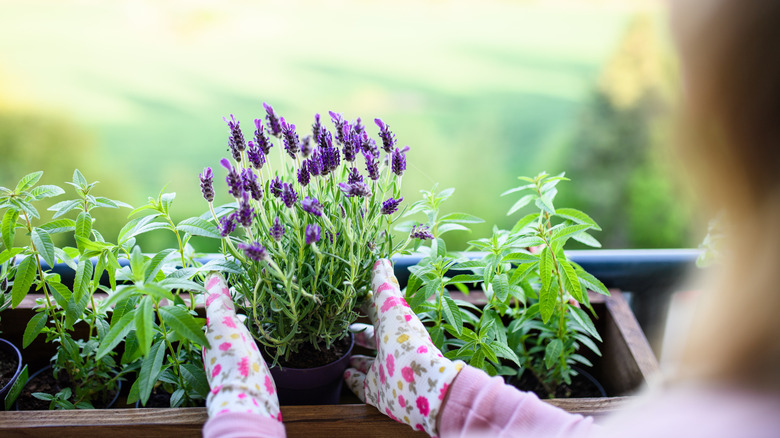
[
  {"left": 203, "top": 411, "right": 287, "bottom": 438},
  {"left": 439, "top": 366, "right": 598, "bottom": 438}
]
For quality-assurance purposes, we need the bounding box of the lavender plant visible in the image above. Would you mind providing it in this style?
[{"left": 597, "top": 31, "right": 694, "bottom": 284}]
[{"left": 200, "top": 104, "right": 410, "bottom": 363}]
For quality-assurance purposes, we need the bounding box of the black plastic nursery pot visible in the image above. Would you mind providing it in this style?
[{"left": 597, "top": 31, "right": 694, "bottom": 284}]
[
  {"left": 269, "top": 333, "right": 355, "bottom": 405},
  {"left": 0, "top": 337, "right": 23, "bottom": 410}
]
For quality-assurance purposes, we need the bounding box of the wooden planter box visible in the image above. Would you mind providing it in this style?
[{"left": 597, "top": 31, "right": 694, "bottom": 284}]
[{"left": 0, "top": 289, "right": 658, "bottom": 437}]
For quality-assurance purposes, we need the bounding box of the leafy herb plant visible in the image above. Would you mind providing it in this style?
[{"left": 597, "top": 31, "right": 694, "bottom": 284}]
[{"left": 200, "top": 104, "right": 410, "bottom": 364}]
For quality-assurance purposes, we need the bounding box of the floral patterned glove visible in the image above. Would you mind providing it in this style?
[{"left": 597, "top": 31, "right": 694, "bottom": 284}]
[
  {"left": 203, "top": 272, "right": 282, "bottom": 422},
  {"left": 344, "top": 259, "right": 464, "bottom": 437}
]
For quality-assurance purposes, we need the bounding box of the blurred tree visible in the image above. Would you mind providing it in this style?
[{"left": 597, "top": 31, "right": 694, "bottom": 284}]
[{"left": 561, "top": 14, "right": 692, "bottom": 248}]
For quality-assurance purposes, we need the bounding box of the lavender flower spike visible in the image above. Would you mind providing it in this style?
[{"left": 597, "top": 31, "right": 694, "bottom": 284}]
[
  {"left": 199, "top": 167, "right": 214, "bottom": 202},
  {"left": 238, "top": 241, "right": 269, "bottom": 262},
  {"left": 263, "top": 102, "right": 282, "bottom": 137},
  {"left": 301, "top": 196, "right": 323, "bottom": 217},
  {"left": 247, "top": 141, "right": 266, "bottom": 170},
  {"left": 280, "top": 117, "right": 300, "bottom": 159},
  {"left": 220, "top": 158, "right": 244, "bottom": 198},
  {"left": 381, "top": 197, "right": 403, "bottom": 215},
  {"left": 363, "top": 151, "right": 379, "bottom": 181},
  {"left": 338, "top": 181, "right": 372, "bottom": 198},
  {"left": 269, "top": 216, "right": 285, "bottom": 241},
  {"left": 219, "top": 212, "right": 238, "bottom": 237},
  {"left": 375, "top": 118, "right": 396, "bottom": 153},
  {"left": 348, "top": 167, "right": 363, "bottom": 184},
  {"left": 297, "top": 160, "right": 310, "bottom": 187},
  {"left": 410, "top": 224, "right": 434, "bottom": 240},
  {"left": 270, "top": 176, "right": 283, "bottom": 198},
  {"left": 305, "top": 224, "right": 321, "bottom": 245},
  {"left": 241, "top": 168, "right": 263, "bottom": 201},
  {"left": 254, "top": 118, "right": 273, "bottom": 155},
  {"left": 281, "top": 183, "right": 298, "bottom": 208},
  {"left": 224, "top": 114, "right": 247, "bottom": 161},
  {"left": 236, "top": 193, "right": 255, "bottom": 228},
  {"left": 391, "top": 146, "right": 408, "bottom": 176}
]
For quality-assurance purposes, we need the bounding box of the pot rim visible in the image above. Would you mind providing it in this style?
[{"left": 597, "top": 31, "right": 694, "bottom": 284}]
[{"left": 0, "top": 337, "right": 23, "bottom": 397}]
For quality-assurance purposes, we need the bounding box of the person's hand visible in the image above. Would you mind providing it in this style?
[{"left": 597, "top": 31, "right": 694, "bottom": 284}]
[
  {"left": 344, "top": 259, "right": 464, "bottom": 437},
  {"left": 203, "top": 272, "right": 282, "bottom": 422}
]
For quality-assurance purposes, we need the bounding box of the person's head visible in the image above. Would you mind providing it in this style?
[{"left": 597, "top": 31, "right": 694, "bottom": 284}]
[{"left": 670, "top": 0, "right": 780, "bottom": 390}]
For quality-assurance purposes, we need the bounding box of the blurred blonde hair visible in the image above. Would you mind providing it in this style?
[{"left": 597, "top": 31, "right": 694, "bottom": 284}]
[{"left": 672, "top": 0, "right": 780, "bottom": 390}]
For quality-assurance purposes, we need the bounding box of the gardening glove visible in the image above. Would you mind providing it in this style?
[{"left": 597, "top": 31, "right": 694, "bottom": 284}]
[
  {"left": 344, "top": 259, "right": 465, "bottom": 437},
  {"left": 202, "top": 272, "right": 282, "bottom": 423}
]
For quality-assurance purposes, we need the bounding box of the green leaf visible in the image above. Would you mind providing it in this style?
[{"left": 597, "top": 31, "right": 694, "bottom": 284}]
[
  {"left": 48, "top": 280, "right": 72, "bottom": 308},
  {"left": 158, "top": 278, "right": 205, "bottom": 294},
  {"left": 446, "top": 274, "right": 482, "bottom": 285},
  {"left": 180, "top": 363, "right": 209, "bottom": 398},
  {"left": 441, "top": 295, "right": 463, "bottom": 336},
  {"left": 554, "top": 208, "right": 601, "bottom": 231},
  {"left": 75, "top": 212, "right": 92, "bottom": 253},
  {"left": 140, "top": 283, "right": 175, "bottom": 302},
  {"left": 23, "top": 312, "right": 47, "bottom": 348},
  {"left": 502, "top": 252, "right": 539, "bottom": 264},
  {"left": 559, "top": 259, "right": 583, "bottom": 303},
  {"left": 550, "top": 224, "right": 592, "bottom": 246},
  {"left": 539, "top": 247, "right": 553, "bottom": 292},
  {"left": 94, "top": 197, "right": 120, "bottom": 209},
  {"left": 137, "top": 338, "right": 166, "bottom": 406},
  {"left": 544, "top": 339, "right": 563, "bottom": 369},
  {"left": 15, "top": 171, "right": 43, "bottom": 193},
  {"left": 118, "top": 215, "right": 168, "bottom": 244},
  {"left": 2, "top": 209, "right": 19, "bottom": 250},
  {"left": 48, "top": 200, "right": 81, "bottom": 218},
  {"left": 11, "top": 199, "right": 39, "bottom": 220},
  {"left": 11, "top": 256, "right": 37, "bottom": 307},
  {"left": 488, "top": 341, "right": 521, "bottom": 367},
  {"left": 144, "top": 249, "right": 176, "bottom": 282},
  {"left": 72, "top": 169, "right": 87, "bottom": 187},
  {"left": 572, "top": 231, "right": 602, "bottom": 248},
  {"left": 509, "top": 261, "right": 537, "bottom": 285},
  {"left": 491, "top": 273, "right": 510, "bottom": 302},
  {"left": 135, "top": 296, "right": 154, "bottom": 356},
  {"left": 438, "top": 212, "right": 484, "bottom": 224},
  {"left": 38, "top": 219, "right": 76, "bottom": 235},
  {"left": 176, "top": 217, "right": 220, "bottom": 239},
  {"left": 31, "top": 228, "right": 55, "bottom": 267},
  {"left": 570, "top": 306, "right": 602, "bottom": 342},
  {"left": 506, "top": 194, "right": 534, "bottom": 216},
  {"left": 28, "top": 185, "right": 65, "bottom": 201},
  {"left": 575, "top": 267, "right": 609, "bottom": 296},
  {"left": 0, "top": 247, "right": 22, "bottom": 265},
  {"left": 159, "top": 305, "right": 208, "bottom": 347},
  {"left": 96, "top": 311, "right": 135, "bottom": 359},
  {"left": 511, "top": 213, "right": 540, "bottom": 233},
  {"left": 574, "top": 333, "right": 602, "bottom": 357},
  {"left": 130, "top": 246, "right": 147, "bottom": 282},
  {"left": 539, "top": 280, "right": 556, "bottom": 324},
  {"left": 537, "top": 190, "right": 556, "bottom": 215}
]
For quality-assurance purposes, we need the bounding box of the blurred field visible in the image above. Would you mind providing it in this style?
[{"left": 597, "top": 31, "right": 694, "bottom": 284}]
[{"left": 0, "top": 0, "right": 685, "bottom": 250}]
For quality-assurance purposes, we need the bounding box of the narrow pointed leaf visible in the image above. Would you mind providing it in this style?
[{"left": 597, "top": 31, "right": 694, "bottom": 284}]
[
  {"left": 137, "top": 338, "right": 166, "bottom": 406},
  {"left": 96, "top": 311, "right": 135, "bottom": 359},
  {"left": 2, "top": 209, "right": 19, "bottom": 249},
  {"left": 23, "top": 312, "right": 47, "bottom": 348},
  {"left": 507, "top": 194, "right": 535, "bottom": 216},
  {"left": 31, "top": 228, "right": 55, "bottom": 267},
  {"left": 135, "top": 296, "right": 154, "bottom": 356},
  {"left": 176, "top": 217, "right": 220, "bottom": 239},
  {"left": 11, "top": 256, "right": 37, "bottom": 307},
  {"left": 15, "top": 171, "right": 43, "bottom": 193},
  {"left": 29, "top": 185, "right": 65, "bottom": 201},
  {"left": 544, "top": 339, "right": 563, "bottom": 369},
  {"left": 158, "top": 305, "right": 208, "bottom": 347}
]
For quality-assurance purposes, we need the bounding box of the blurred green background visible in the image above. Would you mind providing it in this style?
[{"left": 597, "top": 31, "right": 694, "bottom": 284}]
[{"left": 0, "top": 0, "right": 693, "bottom": 252}]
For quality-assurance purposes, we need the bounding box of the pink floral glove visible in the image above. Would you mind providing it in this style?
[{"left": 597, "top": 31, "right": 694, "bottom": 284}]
[
  {"left": 344, "top": 259, "right": 464, "bottom": 437},
  {"left": 203, "top": 272, "right": 282, "bottom": 422}
]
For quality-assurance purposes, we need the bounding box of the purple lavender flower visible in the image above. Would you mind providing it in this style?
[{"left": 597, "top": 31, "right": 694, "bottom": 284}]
[
  {"left": 410, "top": 224, "right": 434, "bottom": 240},
  {"left": 312, "top": 113, "right": 322, "bottom": 139},
  {"left": 280, "top": 117, "right": 300, "bottom": 159},
  {"left": 281, "top": 183, "right": 298, "bottom": 208},
  {"left": 329, "top": 111, "right": 349, "bottom": 145},
  {"left": 321, "top": 145, "right": 340, "bottom": 176},
  {"left": 381, "top": 197, "right": 403, "bottom": 215},
  {"left": 270, "top": 177, "right": 283, "bottom": 198},
  {"left": 338, "top": 204, "right": 347, "bottom": 218},
  {"left": 199, "top": 167, "right": 214, "bottom": 202},
  {"left": 301, "top": 197, "right": 323, "bottom": 217},
  {"left": 241, "top": 168, "right": 263, "bottom": 201},
  {"left": 269, "top": 216, "right": 285, "bottom": 241},
  {"left": 247, "top": 141, "right": 266, "bottom": 170},
  {"left": 305, "top": 224, "right": 321, "bottom": 245},
  {"left": 263, "top": 102, "right": 282, "bottom": 137},
  {"left": 342, "top": 131, "right": 358, "bottom": 162},
  {"left": 297, "top": 160, "right": 310, "bottom": 187},
  {"left": 236, "top": 193, "right": 254, "bottom": 228},
  {"left": 338, "top": 181, "right": 372, "bottom": 198},
  {"left": 353, "top": 117, "right": 365, "bottom": 135},
  {"left": 363, "top": 151, "right": 380, "bottom": 181},
  {"left": 254, "top": 119, "right": 273, "bottom": 155},
  {"left": 220, "top": 158, "right": 243, "bottom": 198},
  {"left": 300, "top": 135, "right": 313, "bottom": 157},
  {"left": 219, "top": 212, "right": 237, "bottom": 237},
  {"left": 347, "top": 167, "right": 363, "bottom": 184},
  {"left": 307, "top": 151, "right": 322, "bottom": 177},
  {"left": 391, "top": 146, "right": 408, "bottom": 176},
  {"left": 224, "top": 114, "right": 247, "bottom": 161},
  {"left": 238, "top": 241, "right": 269, "bottom": 262},
  {"left": 375, "top": 118, "right": 396, "bottom": 153},
  {"left": 316, "top": 126, "right": 332, "bottom": 150}
]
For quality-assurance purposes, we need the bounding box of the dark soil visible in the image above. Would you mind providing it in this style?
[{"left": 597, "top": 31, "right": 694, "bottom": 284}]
[
  {"left": 137, "top": 387, "right": 206, "bottom": 408},
  {"left": 511, "top": 368, "right": 605, "bottom": 399},
  {"left": 15, "top": 368, "right": 120, "bottom": 410},
  {"left": 271, "top": 335, "right": 352, "bottom": 369},
  {"left": 0, "top": 349, "right": 19, "bottom": 390}
]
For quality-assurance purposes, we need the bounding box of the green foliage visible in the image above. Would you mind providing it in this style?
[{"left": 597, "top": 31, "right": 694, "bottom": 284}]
[{"left": 405, "top": 173, "right": 607, "bottom": 397}]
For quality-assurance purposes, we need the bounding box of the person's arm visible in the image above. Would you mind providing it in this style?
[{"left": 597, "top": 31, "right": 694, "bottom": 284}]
[
  {"left": 439, "top": 366, "right": 596, "bottom": 438},
  {"left": 202, "top": 272, "right": 286, "bottom": 438}
]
